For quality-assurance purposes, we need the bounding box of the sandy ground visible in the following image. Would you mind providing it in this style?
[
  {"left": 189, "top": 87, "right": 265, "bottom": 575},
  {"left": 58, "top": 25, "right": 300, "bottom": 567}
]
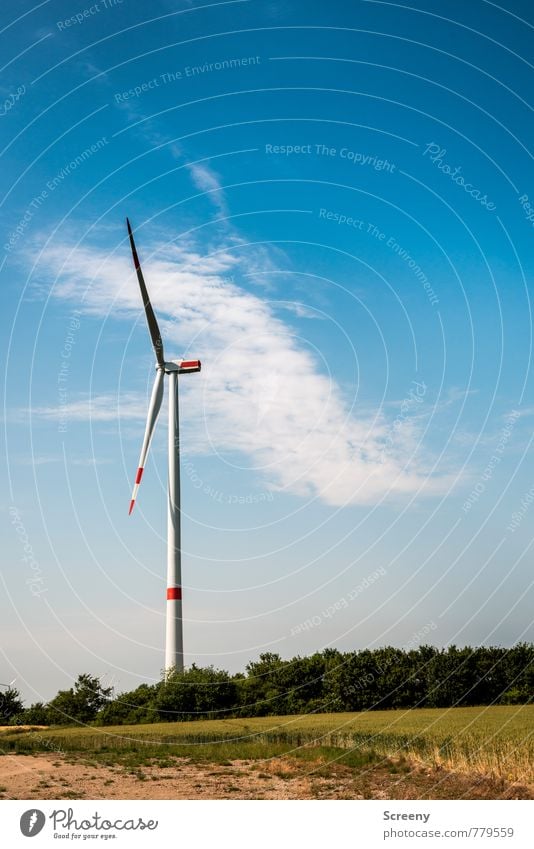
[{"left": 0, "top": 754, "right": 531, "bottom": 800}]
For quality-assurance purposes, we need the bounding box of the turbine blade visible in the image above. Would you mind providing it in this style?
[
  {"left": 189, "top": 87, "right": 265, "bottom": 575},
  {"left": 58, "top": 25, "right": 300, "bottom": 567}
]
[
  {"left": 129, "top": 369, "right": 165, "bottom": 514},
  {"left": 126, "top": 218, "right": 165, "bottom": 366}
]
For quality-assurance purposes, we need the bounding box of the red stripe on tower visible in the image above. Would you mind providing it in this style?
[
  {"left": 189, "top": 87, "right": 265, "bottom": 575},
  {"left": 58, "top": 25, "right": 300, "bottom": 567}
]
[
  {"left": 167, "top": 587, "right": 182, "bottom": 600},
  {"left": 135, "top": 467, "right": 144, "bottom": 484}
]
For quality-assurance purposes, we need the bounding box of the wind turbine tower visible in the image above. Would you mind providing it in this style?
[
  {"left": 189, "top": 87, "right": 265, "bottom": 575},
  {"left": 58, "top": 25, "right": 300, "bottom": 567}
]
[{"left": 126, "top": 218, "right": 201, "bottom": 675}]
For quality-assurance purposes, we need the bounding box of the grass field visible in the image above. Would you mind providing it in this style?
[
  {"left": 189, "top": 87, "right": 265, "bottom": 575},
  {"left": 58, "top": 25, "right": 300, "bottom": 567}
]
[{"left": 1, "top": 705, "right": 532, "bottom": 787}]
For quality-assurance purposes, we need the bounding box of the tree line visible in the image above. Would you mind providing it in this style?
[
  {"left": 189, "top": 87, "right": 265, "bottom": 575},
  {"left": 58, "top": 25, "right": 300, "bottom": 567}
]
[{"left": 2, "top": 643, "right": 532, "bottom": 727}]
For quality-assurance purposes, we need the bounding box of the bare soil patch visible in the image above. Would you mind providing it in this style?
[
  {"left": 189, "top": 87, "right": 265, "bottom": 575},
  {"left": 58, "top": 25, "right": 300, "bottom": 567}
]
[{"left": 0, "top": 753, "right": 531, "bottom": 800}]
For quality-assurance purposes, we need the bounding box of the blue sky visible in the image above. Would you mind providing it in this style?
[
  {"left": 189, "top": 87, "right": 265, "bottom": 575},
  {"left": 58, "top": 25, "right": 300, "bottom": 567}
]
[{"left": 1, "top": 0, "right": 533, "bottom": 703}]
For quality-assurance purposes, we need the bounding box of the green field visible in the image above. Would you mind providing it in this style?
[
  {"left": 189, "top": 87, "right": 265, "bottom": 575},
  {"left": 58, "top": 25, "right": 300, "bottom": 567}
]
[{"left": 2, "top": 705, "right": 532, "bottom": 786}]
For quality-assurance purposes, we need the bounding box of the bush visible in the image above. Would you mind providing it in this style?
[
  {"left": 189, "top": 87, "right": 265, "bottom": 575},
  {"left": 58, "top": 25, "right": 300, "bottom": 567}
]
[
  {"left": 19, "top": 643, "right": 534, "bottom": 727},
  {"left": 20, "top": 702, "right": 50, "bottom": 725},
  {"left": 0, "top": 687, "right": 23, "bottom": 724},
  {"left": 156, "top": 665, "right": 237, "bottom": 721},
  {"left": 97, "top": 684, "right": 159, "bottom": 725},
  {"left": 47, "top": 674, "right": 113, "bottom": 725}
]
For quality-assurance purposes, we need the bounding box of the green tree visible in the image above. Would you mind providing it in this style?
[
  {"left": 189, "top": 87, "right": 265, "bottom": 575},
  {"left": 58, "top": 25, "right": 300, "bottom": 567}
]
[
  {"left": 0, "top": 687, "right": 23, "bottom": 724},
  {"left": 156, "top": 665, "right": 237, "bottom": 721},
  {"left": 21, "top": 702, "right": 50, "bottom": 725},
  {"left": 239, "top": 653, "right": 286, "bottom": 716},
  {"left": 97, "top": 684, "right": 159, "bottom": 725},
  {"left": 500, "top": 643, "right": 534, "bottom": 704},
  {"left": 48, "top": 674, "right": 113, "bottom": 725}
]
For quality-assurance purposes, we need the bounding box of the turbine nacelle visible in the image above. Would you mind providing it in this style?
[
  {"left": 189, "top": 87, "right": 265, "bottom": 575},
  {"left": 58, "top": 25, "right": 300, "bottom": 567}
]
[{"left": 163, "top": 359, "right": 201, "bottom": 375}]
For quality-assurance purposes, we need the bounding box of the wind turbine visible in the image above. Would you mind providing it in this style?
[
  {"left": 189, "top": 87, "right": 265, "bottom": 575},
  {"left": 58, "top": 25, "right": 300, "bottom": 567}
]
[{"left": 126, "top": 218, "right": 201, "bottom": 676}]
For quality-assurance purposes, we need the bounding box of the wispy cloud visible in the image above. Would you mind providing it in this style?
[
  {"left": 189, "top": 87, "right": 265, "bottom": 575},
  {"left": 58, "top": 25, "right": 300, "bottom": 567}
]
[
  {"left": 31, "top": 234, "right": 453, "bottom": 506},
  {"left": 186, "top": 161, "right": 227, "bottom": 217},
  {"left": 31, "top": 393, "right": 147, "bottom": 423},
  {"left": 279, "top": 302, "right": 327, "bottom": 320},
  {"left": 70, "top": 457, "right": 114, "bottom": 467},
  {"left": 13, "top": 453, "right": 114, "bottom": 467}
]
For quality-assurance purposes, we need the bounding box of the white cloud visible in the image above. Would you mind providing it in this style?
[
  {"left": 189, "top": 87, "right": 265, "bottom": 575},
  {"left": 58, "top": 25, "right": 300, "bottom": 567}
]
[
  {"left": 31, "top": 393, "right": 147, "bottom": 423},
  {"left": 32, "top": 236, "right": 451, "bottom": 507},
  {"left": 187, "top": 162, "right": 227, "bottom": 217},
  {"left": 279, "top": 302, "right": 327, "bottom": 320},
  {"left": 12, "top": 453, "right": 113, "bottom": 467},
  {"left": 69, "top": 457, "right": 114, "bottom": 467}
]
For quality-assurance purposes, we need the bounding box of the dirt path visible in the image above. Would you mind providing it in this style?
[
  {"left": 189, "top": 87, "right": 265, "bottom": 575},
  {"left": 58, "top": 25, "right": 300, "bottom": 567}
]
[{"left": 0, "top": 754, "right": 531, "bottom": 800}]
